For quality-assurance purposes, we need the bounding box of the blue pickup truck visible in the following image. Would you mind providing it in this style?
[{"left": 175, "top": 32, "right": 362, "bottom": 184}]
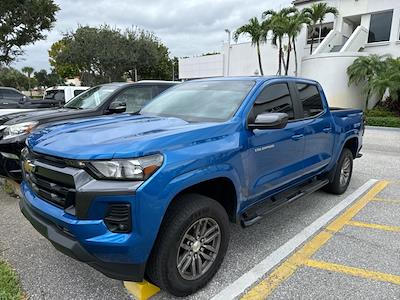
[{"left": 19, "top": 77, "right": 364, "bottom": 296}]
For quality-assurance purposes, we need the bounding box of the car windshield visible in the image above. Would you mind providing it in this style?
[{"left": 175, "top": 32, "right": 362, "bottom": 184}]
[
  {"left": 140, "top": 80, "right": 255, "bottom": 122},
  {"left": 64, "top": 85, "right": 119, "bottom": 109}
]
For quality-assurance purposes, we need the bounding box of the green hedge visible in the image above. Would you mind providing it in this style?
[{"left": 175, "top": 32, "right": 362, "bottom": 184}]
[
  {"left": 365, "top": 108, "right": 400, "bottom": 128},
  {"left": 367, "top": 116, "right": 400, "bottom": 128},
  {"left": 0, "top": 261, "right": 23, "bottom": 300}
]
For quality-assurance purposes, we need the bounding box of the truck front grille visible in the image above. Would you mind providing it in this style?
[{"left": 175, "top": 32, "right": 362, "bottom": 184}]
[
  {"left": 23, "top": 150, "right": 76, "bottom": 209},
  {"left": 25, "top": 172, "right": 75, "bottom": 208}
]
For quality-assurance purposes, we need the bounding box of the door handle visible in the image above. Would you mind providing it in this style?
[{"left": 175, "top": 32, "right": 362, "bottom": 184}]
[
  {"left": 323, "top": 127, "right": 332, "bottom": 133},
  {"left": 291, "top": 134, "right": 304, "bottom": 141}
]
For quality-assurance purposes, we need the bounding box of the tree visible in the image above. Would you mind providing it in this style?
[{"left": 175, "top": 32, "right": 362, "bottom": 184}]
[
  {"left": 48, "top": 39, "right": 80, "bottom": 79},
  {"left": 347, "top": 54, "right": 386, "bottom": 110},
  {"left": 286, "top": 10, "right": 309, "bottom": 76},
  {"left": 303, "top": 3, "right": 338, "bottom": 55},
  {"left": 21, "top": 66, "right": 34, "bottom": 95},
  {"left": 0, "top": 67, "right": 29, "bottom": 90},
  {"left": 34, "top": 69, "right": 64, "bottom": 88},
  {"left": 370, "top": 58, "right": 400, "bottom": 103},
  {"left": 234, "top": 17, "right": 268, "bottom": 76},
  {"left": 0, "top": 0, "right": 59, "bottom": 65},
  {"left": 263, "top": 8, "right": 296, "bottom": 75},
  {"left": 51, "top": 26, "right": 174, "bottom": 85}
]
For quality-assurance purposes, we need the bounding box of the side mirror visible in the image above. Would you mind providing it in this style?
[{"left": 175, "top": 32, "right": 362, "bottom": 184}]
[
  {"left": 108, "top": 101, "right": 126, "bottom": 113},
  {"left": 19, "top": 96, "right": 27, "bottom": 104},
  {"left": 248, "top": 112, "right": 289, "bottom": 130}
]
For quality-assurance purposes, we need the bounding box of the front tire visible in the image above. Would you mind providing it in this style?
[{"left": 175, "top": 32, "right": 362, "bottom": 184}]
[
  {"left": 324, "top": 148, "right": 353, "bottom": 195},
  {"left": 146, "top": 193, "right": 230, "bottom": 296}
]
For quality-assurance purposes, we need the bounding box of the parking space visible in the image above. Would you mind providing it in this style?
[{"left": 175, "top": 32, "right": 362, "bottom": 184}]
[
  {"left": 240, "top": 180, "right": 400, "bottom": 299},
  {"left": 0, "top": 127, "right": 399, "bottom": 300}
]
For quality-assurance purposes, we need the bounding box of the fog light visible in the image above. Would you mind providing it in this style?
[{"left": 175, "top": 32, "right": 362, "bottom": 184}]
[{"left": 104, "top": 203, "right": 132, "bottom": 233}]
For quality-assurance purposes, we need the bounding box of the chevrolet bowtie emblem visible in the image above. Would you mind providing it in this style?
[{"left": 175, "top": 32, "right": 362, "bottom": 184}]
[{"left": 23, "top": 160, "right": 36, "bottom": 174}]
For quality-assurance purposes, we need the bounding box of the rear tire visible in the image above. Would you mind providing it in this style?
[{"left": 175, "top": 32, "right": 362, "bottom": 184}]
[
  {"left": 324, "top": 148, "right": 353, "bottom": 195},
  {"left": 146, "top": 193, "right": 230, "bottom": 296}
]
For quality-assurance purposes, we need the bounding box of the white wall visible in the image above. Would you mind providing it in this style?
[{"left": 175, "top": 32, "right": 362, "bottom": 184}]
[
  {"left": 301, "top": 52, "right": 379, "bottom": 110},
  {"left": 178, "top": 0, "right": 400, "bottom": 109},
  {"left": 223, "top": 40, "right": 297, "bottom": 77},
  {"left": 179, "top": 54, "right": 223, "bottom": 79}
]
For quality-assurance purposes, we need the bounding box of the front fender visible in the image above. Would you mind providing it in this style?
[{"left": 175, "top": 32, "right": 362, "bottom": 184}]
[
  {"left": 164, "top": 163, "right": 242, "bottom": 208},
  {"left": 133, "top": 164, "right": 242, "bottom": 261}
]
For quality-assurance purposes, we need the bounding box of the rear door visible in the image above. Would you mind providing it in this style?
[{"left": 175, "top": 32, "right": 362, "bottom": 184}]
[
  {"left": 245, "top": 81, "right": 306, "bottom": 201},
  {"left": 295, "top": 82, "right": 334, "bottom": 175}
]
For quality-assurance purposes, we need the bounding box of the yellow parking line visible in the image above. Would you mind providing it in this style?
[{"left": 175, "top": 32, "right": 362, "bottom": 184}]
[
  {"left": 241, "top": 180, "right": 389, "bottom": 300},
  {"left": 372, "top": 197, "right": 400, "bottom": 204},
  {"left": 347, "top": 221, "right": 400, "bottom": 233},
  {"left": 241, "top": 231, "right": 333, "bottom": 300},
  {"left": 325, "top": 180, "right": 389, "bottom": 232},
  {"left": 304, "top": 259, "right": 400, "bottom": 285}
]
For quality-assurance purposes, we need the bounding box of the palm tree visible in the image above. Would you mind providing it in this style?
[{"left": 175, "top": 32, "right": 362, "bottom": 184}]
[
  {"left": 263, "top": 7, "right": 296, "bottom": 75},
  {"left": 22, "top": 66, "right": 34, "bottom": 95},
  {"left": 347, "top": 54, "right": 386, "bottom": 110},
  {"left": 303, "top": 3, "right": 339, "bottom": 55},
  {"left": 370, "top": 57, "right": 400, "bottom": 102},
  {"left": 286, "top": 10, "right": 309, "bottom": 76},
  {"left": 234, "top": 17, "right": 267, "bottom": 76}
]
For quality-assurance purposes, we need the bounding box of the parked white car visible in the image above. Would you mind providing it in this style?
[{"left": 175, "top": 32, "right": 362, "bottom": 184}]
[{"left": 44, "top": 86, "right": 90, "bottom": 103}]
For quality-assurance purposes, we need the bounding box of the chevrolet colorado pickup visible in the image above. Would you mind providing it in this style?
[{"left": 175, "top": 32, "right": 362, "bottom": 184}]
[
  {"left": 19, "top": 77, "right": 364, "bottom": 296},
  {"left": 0, "top": 80, "right": 177, "bottom": 181}
]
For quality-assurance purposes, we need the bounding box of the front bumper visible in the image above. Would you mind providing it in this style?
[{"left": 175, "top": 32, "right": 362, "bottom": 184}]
[
  {"left": 0, "top": 137, "right": 25, "bottom": 181},
  {"left": 19, "top": 183, "right": 146, "bottom": 281}
]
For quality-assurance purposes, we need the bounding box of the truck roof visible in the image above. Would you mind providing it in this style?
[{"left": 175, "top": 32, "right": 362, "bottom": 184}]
[
  {"left": 45, "top": 86, "right": 89, "bottom": 91},
  {"left": 191, "top": 76, "right": 319, "bottom": 85}
]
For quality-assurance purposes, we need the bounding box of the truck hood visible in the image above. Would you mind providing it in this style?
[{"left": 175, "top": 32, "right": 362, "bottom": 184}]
[
  {"left": 0, "top": 108, "right": 89, "bottom": 125},
  {"left": 27, "top": 114, "right": 229, "bottom": 160}
]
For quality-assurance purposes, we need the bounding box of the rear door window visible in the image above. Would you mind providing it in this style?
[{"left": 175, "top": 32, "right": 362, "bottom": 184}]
[
  {"left": 3, "top": 89, "right": 21, "bottom": 99},
  {"left": 296, "top": 83, "right": 324, "bottom": 118},
  {"left": 45, "top": 90, "right": 65, "bottom": 102},
  {"left": 74, "top": 90, "right": 85, "bottom": 97}
]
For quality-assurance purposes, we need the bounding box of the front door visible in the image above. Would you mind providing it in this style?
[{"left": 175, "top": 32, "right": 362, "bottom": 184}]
[{"left": 245, "top": 82, "right": 306, "bottom": 204}]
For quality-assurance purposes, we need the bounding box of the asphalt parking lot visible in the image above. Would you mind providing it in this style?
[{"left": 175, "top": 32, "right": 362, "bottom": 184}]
[{"left": 0, "top": 126, "right": 399, "bottom": 300}]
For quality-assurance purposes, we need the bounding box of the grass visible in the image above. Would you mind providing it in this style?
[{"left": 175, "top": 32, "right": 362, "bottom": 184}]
[
  {"left": 0, "top": 261, "right": 24, "bottom": 300},
  {"left": 365, "top": 108, "right": 400, "bottom": 128}
]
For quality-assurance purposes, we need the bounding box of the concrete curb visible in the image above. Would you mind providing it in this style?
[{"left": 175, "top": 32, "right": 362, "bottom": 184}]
[{"left": 366, "top": 125, "right": 400, "bottom": 132}]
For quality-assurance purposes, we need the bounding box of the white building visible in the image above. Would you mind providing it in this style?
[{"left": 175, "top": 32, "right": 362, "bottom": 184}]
[{"left": 179, "top": 0, "right": 400, "bottom": 110}]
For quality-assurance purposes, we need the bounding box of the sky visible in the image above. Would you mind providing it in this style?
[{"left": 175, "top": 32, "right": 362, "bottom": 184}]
[{"left": 13, "top": 0, "right": 292, "bottom": 71}]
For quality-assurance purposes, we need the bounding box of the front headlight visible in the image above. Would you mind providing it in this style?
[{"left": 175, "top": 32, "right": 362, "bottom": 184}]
[
  {"left": 3, "top": 122, "right": 38, "bottom": 140},
  {"left": 85, "top": 154, "right": 163, "bottom": 180}
]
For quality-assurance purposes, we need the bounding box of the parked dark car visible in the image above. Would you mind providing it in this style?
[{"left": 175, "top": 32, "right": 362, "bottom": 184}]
[
  {"left": 0, "top": 86, "right": 75, "bottom": 109},
  {"left": 0, "top": 80, "right": 178, "bottom": 181},
  {"left": 0, "top": 87, "right": 31, "bottom": 108}
]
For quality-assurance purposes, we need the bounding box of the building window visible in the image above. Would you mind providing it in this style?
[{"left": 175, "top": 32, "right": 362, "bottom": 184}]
[
  {"left": 307, "top": 22, "right": 333, "bottom": 44},
  {"left": 368, "top": 10, "right": 393, "bottom": 43}
]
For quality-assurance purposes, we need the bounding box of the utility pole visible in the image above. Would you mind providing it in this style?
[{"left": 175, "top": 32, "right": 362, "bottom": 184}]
[
  {"left": 225, "top": 29, "right": 231, "bottom": 76},
  {"left": 172, "top": 60, "right": 175, "bottom": 81}
]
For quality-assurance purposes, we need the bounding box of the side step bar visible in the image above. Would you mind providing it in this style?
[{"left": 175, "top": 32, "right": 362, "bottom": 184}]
[{"left": 241, "top": 179, "right": 329, "bottom": 227}]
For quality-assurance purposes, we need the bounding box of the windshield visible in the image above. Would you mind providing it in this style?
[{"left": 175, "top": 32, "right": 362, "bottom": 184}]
[
  {"left": 140, "top": 80, "right": 255, "bottom": 122},
  {"left": 64, "top": 85, "right": 119, "bottom": 109}
]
